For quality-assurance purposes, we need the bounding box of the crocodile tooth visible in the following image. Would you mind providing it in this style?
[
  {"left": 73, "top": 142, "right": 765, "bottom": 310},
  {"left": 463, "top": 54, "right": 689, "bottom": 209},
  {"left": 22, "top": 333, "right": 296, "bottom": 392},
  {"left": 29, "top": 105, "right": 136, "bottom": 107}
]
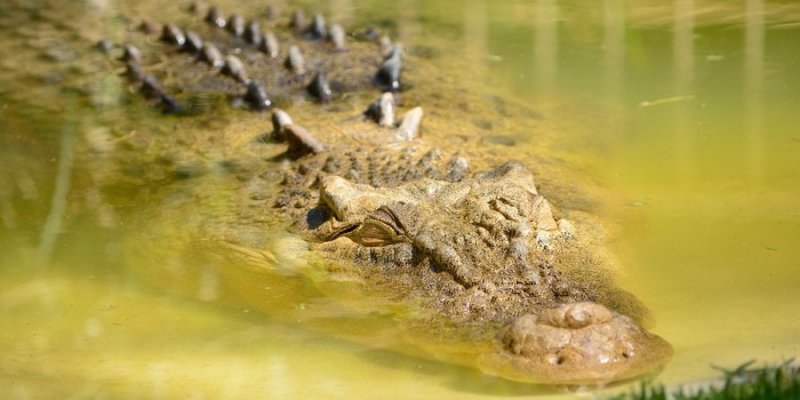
[
  {"left": 161, "top": 24, "right": 186, "bottom": 47},
  {"left": 395, "top": 106, "right": 423, "bottom": 141},
  {"left": 198, "top": 43, "right": 224, "bottom": 68},
  {"left": 222, "top": 55, "right": 248, "bottom": 83},
  {"left": 284, "top": 124, "right": 326, "bottom": 157},
  {"left": 306, "top": 72, "right": 332, "bottom": 102},
  {"left": 375, "top": 44, "right": 402, "bottom": 91},
  {"left": 245, "top": 21, "right": 262, "bottom": 46},
  {"left": 309, "top": 13, "right": 326, "bottom": 39},
  {"left": 182, "top": 31, "right": 203, "bottom": 53},
  {"left": 259, "top": 31, "right": 280, "bottom": 58},
  {"left": 284, "top": 45, "right": 305, "bottom": 75},
  {"left": 328, "top": 24, "right": 347, "bottom": 51},
  {"left": 364, "top": 92, "right": 395, "bottom": 127},
  {"left": 271, "top": 108, "right": 293, "bottom": 141},
  {"left": 205, "top": 6, "right": 226, "bottom": 28},
  {"left": 120, "top": 44, "right": 142, "bottom": 64},
  {"left": 227, "top": 14, "right": 245, "bottom": 37},
  {"left": 290, "top": 9, "right": 307, "bottom": 32},
  {"left": 244, "top": 81, "right": 272, "bottom": 111}
]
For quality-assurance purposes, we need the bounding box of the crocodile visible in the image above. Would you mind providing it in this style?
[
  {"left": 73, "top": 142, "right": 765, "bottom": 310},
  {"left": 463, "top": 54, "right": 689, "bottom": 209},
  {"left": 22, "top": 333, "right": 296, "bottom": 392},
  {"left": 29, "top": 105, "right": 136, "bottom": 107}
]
[
  {"left": 95, "top": 2, "right": 671, "bottom": 386},
  {"left": 267, "top": 113, "right": 672, "bottom": 385}
]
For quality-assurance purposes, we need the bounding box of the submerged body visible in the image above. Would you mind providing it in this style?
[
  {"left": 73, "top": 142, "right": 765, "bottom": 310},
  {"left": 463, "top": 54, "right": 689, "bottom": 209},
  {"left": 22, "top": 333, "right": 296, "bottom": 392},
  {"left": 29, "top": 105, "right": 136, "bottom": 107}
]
[{"left": 98, "top": 2, "right": 671, "bottom": 386}]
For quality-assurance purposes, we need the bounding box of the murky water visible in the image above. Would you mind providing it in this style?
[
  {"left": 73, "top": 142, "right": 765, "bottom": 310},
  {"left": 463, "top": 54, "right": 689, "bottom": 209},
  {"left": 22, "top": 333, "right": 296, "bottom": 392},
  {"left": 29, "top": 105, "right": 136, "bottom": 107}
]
[{"left": 1, "top": 0, "right": 798, "bottom": 398}]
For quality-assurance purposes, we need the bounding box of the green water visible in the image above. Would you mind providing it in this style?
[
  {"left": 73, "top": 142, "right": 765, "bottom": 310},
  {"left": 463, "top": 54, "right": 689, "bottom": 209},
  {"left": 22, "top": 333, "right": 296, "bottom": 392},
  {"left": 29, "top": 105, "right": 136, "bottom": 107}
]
[{"left": 1, "top": 0, "right": 799, "bottom": 398}]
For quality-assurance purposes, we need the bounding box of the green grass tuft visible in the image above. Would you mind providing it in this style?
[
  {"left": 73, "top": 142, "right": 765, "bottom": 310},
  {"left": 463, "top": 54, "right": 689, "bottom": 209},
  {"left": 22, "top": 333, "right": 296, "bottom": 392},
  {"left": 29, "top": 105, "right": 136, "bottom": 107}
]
[{"left": 610, "top": 360, "right": 800, "bottom": 400}]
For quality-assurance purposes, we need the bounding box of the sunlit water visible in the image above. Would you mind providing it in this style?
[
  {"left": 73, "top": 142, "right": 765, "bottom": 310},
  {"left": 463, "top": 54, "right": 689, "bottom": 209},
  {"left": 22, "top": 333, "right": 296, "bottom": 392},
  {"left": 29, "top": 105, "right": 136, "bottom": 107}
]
[{"left": 1, "top": 0, "right": 798, "bottom": 398}]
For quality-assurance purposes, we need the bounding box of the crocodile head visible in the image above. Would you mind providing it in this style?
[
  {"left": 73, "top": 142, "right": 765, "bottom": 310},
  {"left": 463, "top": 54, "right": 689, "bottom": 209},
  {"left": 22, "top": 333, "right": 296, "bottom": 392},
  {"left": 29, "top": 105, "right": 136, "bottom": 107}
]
[
  {"left": 307, "top": 160, "right": 672, "bottom": 384},
  {"left": 314, "top": 161, "right": 557, "bottom": 288}
]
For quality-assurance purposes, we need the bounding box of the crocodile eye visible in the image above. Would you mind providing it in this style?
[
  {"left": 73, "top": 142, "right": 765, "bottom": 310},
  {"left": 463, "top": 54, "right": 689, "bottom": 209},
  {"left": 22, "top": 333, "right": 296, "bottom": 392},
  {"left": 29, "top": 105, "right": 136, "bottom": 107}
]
[
  {"left": 349, "top": 218, "right": 402, "bottom": 246},
  {"left": 346, "top": 206, "right": 405, "bottom": 247}
]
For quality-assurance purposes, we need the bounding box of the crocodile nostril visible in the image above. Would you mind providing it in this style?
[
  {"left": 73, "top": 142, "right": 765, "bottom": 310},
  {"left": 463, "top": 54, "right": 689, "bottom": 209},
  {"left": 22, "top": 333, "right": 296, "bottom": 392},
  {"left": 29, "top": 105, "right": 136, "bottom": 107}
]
[{"left": 545, "top": 353, "right": 565, "bottom": 365}]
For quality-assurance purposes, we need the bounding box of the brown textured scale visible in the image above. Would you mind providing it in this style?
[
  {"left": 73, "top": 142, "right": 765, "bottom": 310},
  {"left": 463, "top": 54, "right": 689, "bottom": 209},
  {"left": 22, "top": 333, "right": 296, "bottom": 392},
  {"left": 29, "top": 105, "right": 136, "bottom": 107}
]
[{"left": 274, "top": 144, "right": 468, "bottom": 217}]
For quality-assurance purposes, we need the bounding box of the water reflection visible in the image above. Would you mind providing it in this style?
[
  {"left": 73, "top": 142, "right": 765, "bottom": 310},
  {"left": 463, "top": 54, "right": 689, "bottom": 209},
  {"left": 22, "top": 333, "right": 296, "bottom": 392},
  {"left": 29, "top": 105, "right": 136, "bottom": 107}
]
[
  {"left": 603, "top": 0, "right": 625, "bottom": 104},
  {"left": 744, "top": 0, "right": 764, "bottom": 182},
  {"left": 534, "top": 0, "right": 558, "bottom": 97},
  {"left": 673, "top": 0, "right": 695, "bottom": 178},
  {"left": 35, "top": 121, "right": 75, "bottom": 265},
  {"left": 464, "top": 0, "right": 488, "bottom": 80},
  {"left": 398, "top": 0, "right": 420, "bottom": 42}
]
